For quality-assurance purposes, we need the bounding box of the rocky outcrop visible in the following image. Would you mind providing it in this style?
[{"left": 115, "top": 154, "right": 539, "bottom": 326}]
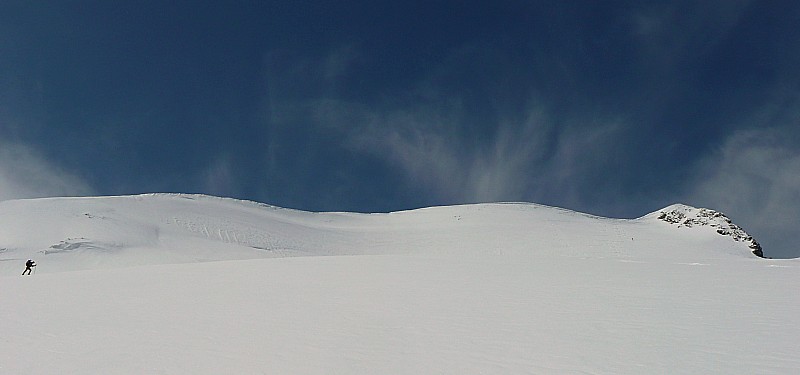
[{"left": 656, "top": 205, "right": 764, "bottom": 258}]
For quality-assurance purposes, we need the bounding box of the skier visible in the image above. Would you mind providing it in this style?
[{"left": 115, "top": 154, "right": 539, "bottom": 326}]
[{"left": 22, "top": 259, "right": 36, "bottom": 275}]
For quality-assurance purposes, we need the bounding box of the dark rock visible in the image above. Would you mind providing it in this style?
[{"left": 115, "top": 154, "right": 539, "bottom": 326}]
[{"left": 656, "top": 205, "right": 765, "bottom": 258}]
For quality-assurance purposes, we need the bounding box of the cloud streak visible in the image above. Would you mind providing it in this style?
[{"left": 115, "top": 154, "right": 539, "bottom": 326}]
[
  {"left": 0, "top": 141, "right": 93, "bottom": 201},
  {"left": 306, "top": 90, "right": 631, "bottom": 211},
  {"left": 680, "top": 83, "right": 800, "bottom": 258},
  {"left": 685, "top": 125, "right": 800, "bottom": 258},
  {"left": 201, "top": 155, "right": 237, "bottom": 198},
  {"left": 265, "top": 44, "right": 640, "bottom": 211}
]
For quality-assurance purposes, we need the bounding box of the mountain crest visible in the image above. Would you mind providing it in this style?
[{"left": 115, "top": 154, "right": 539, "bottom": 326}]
[{"left": 653, "top": 204, "right": 764, "bottom": 257}]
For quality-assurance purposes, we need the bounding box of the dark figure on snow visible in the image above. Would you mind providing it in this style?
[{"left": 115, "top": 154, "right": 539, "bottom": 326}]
[{"left": 22, "top": 259, "right": 36, "bottom": 275}]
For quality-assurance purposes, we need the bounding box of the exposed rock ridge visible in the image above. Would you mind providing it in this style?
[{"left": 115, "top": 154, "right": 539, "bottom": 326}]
[{"left": 656, "top": 205, "right": 764, "bottom": 258}]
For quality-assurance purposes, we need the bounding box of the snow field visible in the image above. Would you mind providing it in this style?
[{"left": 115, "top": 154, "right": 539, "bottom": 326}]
[
  {"left": 0, "top": 194, "right": 796, "bottom": 374},
  {"left": 2, "top": 254, "right": 798, "bottom": 374}
]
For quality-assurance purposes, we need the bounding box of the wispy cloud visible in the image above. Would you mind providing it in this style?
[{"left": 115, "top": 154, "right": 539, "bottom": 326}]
[
  {"left": 0, "top": 141, "right": 94, "bottom": 201},
  {"left": 201, "top": 155, "right": 236, "bottom": 198},
  {"left": 628, "top": 1, "right": 752, "bottom": 63},
  {"left": 346, "top": 104, "right": 534, "bottom": 203},
  {"left": 685, "top": 130, "right": 799, "bottom": 258},
  {"left": 684, "top": 94, "right": 800, "bottom": 258},
  {"left": 265, "top": 45, "right": 634, "bottom": 208},
  {"left": 308, "top": 91, "right": 629, "bottom": 208}
]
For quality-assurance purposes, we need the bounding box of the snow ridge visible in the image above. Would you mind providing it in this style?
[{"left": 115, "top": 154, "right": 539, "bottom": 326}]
[
  {"left": 0, "top": 195, "right": 768, "bottom": 274},
  {"left": 653, "top": 204, "right": 764, "bottom": 257}
]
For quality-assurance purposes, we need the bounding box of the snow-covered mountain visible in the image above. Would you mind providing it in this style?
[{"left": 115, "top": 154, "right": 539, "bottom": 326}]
[
  {"left": 0, "top": 193, "right": 764, "bottom": 274},
  {"left": 648, "top": 203, "right": 764, "bottom": 257},
  {"left": 1, "top": 194, "right": 797, "bottom": 374}
]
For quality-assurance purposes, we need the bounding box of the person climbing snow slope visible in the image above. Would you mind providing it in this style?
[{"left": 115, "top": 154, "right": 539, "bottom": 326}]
[{"left": 22, "top": 259, "right": 36, "bottom": 275}]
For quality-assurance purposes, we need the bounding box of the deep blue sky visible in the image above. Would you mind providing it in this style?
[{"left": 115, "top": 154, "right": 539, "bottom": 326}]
[{"left": 2, "top": 1, "right": 799, "bottom": 258}]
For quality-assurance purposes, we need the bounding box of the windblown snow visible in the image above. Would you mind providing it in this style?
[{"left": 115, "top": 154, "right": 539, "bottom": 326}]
[{"left": 1, "top": 194, "right": 797, "bottom": 374}]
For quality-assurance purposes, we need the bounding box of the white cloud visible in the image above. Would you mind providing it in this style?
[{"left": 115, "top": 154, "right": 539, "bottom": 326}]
[
  {"left": 628, "top": 1, "right": 752, "bottom": 59},
  {"left": 0, "top": 141, "right": 94, "bottom": 201},
  {"left": 202, "top": 155, "right": 236, "bottom": 197},
  {"left": 342, "top": 104, "right": 470, "bottom": 201},
  {"left": 326, "top": 96, "right": 628, "bottom": 206},
  {"left": 273, "top": 45, "right": 634, "bottom": 208}
]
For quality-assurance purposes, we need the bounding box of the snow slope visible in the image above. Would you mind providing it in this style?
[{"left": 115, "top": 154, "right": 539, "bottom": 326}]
[
  {"left": 1, "top": 194, "right": 797, "bottom": 374},
  {"left": 0, "top": 193, "right": 766, "bottom": 274}
]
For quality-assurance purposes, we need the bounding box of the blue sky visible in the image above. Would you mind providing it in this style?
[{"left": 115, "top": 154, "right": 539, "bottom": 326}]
[{"left": 1, "top": 1, "right": 799, "bottom": 258}]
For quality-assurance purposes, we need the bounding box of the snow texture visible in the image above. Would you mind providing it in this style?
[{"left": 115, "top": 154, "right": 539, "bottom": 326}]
[{"left": 0, "top": 194, "right": 797, "bottom": 374}]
